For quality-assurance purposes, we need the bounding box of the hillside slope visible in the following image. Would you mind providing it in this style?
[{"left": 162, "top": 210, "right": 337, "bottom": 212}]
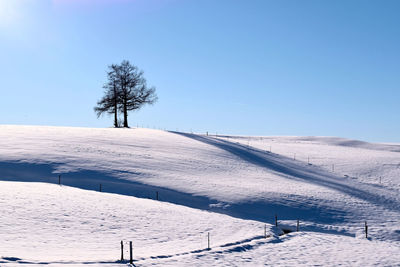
[
  {"left": 1, "top": 125, "right": 400, "bottom": 243},
  {"left": 2, "top": 181, "right": 400, "bottom": 266}
]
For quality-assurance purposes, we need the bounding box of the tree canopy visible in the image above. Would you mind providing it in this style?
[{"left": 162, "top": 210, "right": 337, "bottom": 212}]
[{"left": 94, "top": 60, "right": 157, "bottom": 127}]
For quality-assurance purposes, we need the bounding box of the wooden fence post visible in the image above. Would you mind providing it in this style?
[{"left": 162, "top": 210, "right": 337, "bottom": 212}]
[
  {"left": 99, "top": 184, "right": 102, "bottom": 192},
  {"left": 275, "top": 214, "right": 278, "bottom": 227},
  {"left": 365, "top": 221, "right": 368, "bottom": 239},
  {"left": 264, "top": 224, "right": 267, "bottom": 238},
  {"left": 156, "top": 191, "right": 159, "bottom": 200},
  {"left": 208, "top": 232, "right": 210, "bottom": 250},
  {"left": 120, "top": 240, "right": 124, "bottom": 261},
  {"left": 297, "top": 219, "right": 299, "bottom": 232},
  {"left": 130, "top": 241, "right": 133, "bottom": 264},
  {"left": 58, "top": 175, "right": 61, "bottom": 185}
]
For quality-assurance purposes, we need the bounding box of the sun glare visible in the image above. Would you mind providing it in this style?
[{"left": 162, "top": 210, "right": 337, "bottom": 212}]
[{"left": 0, "top": 0, "right": 21, "bottom": 27}]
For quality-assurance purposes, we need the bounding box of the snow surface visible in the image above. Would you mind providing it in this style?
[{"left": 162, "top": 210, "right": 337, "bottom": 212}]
[
  {"left": 1, "top": 125, "right": 400, "bottom": 266},
  {"left": 0, "top": 181, "right": 270, "bottom": 265},
  {"left": 1, "top": 181, "right": 399, "bottom": 266}
]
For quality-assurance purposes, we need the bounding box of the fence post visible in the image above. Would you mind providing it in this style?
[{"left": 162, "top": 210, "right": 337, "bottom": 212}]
[
  {"left": 275, "top": 214, "right": 278, "bottom": 227},
  {"left": 99, "top": 184, "right": 102, "bottom": 192},
  {"left": 58, "top": 175, "right": 61, "bottom": 185},
  {"left": 156, "top": 191, "right": 159, "bottom": 200},
  {"left": 207, "top": 232, "right": 210, "bottom": 250},
  {"left": 130, "top": 241, "right": 133, "bottom": 264},
  {"left": 120, "top": 240, "right": 124, "bottom": 261},
  {"left": 365, "top": 221, "right": 368, "bottom": 239},
  {"left": 264, "top": 224, "right": 267, "bottom": 238},
  {"left": 297, "top": 219, "right": 299, "bottom": 232}
]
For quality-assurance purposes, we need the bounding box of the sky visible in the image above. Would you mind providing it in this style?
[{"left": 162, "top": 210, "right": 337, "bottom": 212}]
[{"left": 0, "top": 0, "right": 399, "bottom": 142}]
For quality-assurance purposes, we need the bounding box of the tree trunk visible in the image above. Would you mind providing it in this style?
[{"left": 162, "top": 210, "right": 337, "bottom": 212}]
[
  {"left": 113, "top": 85, "right": 118, "bottom": 128},
  {"left": 114, "top": 104, "right": 118, "bottom": 128},
  {"left": 123, "top": 98, "right": 128, "bottom": 128}
]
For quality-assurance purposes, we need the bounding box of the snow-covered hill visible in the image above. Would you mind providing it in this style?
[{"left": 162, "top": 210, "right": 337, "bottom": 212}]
[
  {"left": 2, "top": 181, "right": 399, "bottom": 266},
  {"left": 0, "top": 181, "right": 271, "bottom": 265},
  {"left": 1, "top": 125, "right": 400, "bottom": 266}
]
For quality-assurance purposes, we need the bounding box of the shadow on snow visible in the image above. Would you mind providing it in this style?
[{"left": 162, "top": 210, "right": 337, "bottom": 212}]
[
  {"left": 1, "top": 132, "right": 399, "bottom": 239},
  {"left": 1, "top": 160, "right": 349, "bottom": 227},
  {"left": 172, "top": 132, "right": 400, "bottom": 213}
]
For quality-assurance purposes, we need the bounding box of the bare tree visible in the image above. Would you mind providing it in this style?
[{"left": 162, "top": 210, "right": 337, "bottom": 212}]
[
  {"left": 116, "top": 60, "right": 157, "bottom": 127},
  {"left": 94, "top": 60, "right": 157, "bottom": 128},
  {"left": 94, "top": 64, "right": 120, "bottom": 127}
]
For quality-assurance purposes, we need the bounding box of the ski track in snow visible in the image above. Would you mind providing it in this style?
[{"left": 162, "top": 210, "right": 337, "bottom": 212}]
[{"left": 0, "top": 125, "right": 400, "bottom": 266}]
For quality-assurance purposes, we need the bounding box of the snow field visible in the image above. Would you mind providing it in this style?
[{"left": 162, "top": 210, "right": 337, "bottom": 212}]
[
  {"left": 148, "top": 231, "right": 400, "bottom": 267},
  {"left": 2, "top": 181, "right": 400, "bottom": 267},
  {"left": 0, "top": 181, "right": 270, "bottom": 264},
  {"left": 1, "top": 125, "right": 400, "bottom": 266},
  {"left": 223, "top": 135, "right": 400, "bottom": 189}
]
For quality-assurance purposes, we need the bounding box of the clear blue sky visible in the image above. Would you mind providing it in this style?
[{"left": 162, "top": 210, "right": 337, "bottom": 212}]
[{"left": 1, "top": 0, "right": 399, "bottom": 142}]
